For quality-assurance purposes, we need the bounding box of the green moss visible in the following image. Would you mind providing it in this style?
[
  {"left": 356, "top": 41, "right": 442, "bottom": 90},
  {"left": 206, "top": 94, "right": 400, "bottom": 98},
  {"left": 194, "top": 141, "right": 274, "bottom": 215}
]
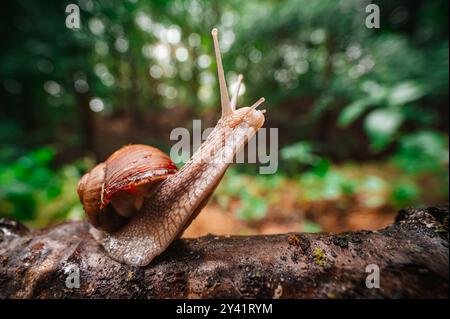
[
  {"left": 327, "top": 291, "right": 337, "bottom": 299},
  {"left": 126, "top": 270, "right": 134, "bottom": 281},
  {"left": 313, "top": 247, "right": 327, "bottom": 267},
  {"left": 288, "top": 234, "right": 300, "bottom": 246}
]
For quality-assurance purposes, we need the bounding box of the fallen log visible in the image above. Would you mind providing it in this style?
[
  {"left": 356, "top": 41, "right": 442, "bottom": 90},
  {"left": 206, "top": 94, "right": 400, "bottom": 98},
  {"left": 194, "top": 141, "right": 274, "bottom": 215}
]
[{"left": 0, "top": 206, "right": 448, "bottom": 298}]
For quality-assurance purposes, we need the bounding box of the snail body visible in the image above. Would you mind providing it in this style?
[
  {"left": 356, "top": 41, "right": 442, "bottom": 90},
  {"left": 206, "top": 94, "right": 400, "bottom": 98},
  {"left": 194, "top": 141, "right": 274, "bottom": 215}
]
[{"left": 78, "top": 29, "right": 266, "bottom": 266}]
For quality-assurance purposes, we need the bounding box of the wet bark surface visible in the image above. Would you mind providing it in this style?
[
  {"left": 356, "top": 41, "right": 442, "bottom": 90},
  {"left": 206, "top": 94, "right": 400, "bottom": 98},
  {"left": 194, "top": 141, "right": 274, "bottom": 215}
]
[{"left": 0, "top": 206, "right": 448, "bottom": 299}]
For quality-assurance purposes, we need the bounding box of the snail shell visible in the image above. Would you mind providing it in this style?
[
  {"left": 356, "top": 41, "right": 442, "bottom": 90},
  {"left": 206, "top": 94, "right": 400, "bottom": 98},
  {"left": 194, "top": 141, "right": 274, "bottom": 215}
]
[{"left": 77, "top": 144, "right": 178, "bottom": 232}]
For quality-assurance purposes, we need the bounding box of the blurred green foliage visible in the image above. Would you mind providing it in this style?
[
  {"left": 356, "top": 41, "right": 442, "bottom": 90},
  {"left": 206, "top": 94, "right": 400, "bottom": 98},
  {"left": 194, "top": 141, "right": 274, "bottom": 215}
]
[
  {"left": 302, "top": 220, "right": 322, "bottom": 233},
  {"left": 0, "top": 0, "right": 448, "bottom": 226},
  {"left": 0, "top": 147, "right": 86, "bottom": 227}
]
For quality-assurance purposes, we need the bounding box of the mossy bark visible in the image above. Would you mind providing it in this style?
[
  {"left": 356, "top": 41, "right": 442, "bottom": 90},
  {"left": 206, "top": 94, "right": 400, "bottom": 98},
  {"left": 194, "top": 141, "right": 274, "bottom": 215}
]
[{"left": 0, "top": 206, "right": 448, "bottom": 298}]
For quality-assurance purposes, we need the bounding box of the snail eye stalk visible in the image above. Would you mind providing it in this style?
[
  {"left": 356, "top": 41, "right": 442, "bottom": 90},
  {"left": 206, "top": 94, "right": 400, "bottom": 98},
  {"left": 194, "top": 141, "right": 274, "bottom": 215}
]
[
  {"left": 211, "top": 28, "right": 232, "bottom": 118},
  {"left": 211, "top": 29, "right": 265, "bottom": 118},
  {"left": 231, "top": 74, "right": 244, "bottom": 110}
]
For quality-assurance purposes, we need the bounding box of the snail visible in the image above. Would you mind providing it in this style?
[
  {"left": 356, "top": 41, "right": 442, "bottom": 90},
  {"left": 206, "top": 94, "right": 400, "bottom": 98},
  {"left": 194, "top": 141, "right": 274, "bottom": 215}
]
[{"left": 77, "top": 29, "right": 266, "bottom": 266}]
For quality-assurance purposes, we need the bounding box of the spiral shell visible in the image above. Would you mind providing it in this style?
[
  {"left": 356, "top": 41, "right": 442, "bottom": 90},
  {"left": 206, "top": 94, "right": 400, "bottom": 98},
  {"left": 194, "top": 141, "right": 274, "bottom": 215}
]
[{"left": 77, "top": 144, "right": 177, "bottom": 231}]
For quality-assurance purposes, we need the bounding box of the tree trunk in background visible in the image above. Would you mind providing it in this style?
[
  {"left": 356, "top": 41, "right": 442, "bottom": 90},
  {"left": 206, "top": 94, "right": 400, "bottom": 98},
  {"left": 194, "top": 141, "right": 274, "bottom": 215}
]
[
  {"left": 21, "top": 78, "right": 39, "bottom": 133},
  {"left": 0, "top": 206, "right": 448, "bottom": 298},
  {"left": 75, "top": 91, "right": 96, "bottom": 157},
  {"left": 128, "top": 54, "right": 143, "bottom": 127}
]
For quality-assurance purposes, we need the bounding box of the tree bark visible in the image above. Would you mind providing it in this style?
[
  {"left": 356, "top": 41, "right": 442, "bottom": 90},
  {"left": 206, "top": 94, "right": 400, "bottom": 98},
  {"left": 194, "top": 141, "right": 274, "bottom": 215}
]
[{"left": 0, "top": 206, "right": 448, "bottom": 299}]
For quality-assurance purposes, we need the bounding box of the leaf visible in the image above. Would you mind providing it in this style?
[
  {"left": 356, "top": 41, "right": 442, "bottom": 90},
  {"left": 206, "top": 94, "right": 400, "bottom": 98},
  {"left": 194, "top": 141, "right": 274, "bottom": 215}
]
[
  {"left": 361, "top": 81, "right": 387, "bottom": 100},
  {"left": 391, "top": 182, "right": 420, "bottom": 207},
  {"left": 31, "top": 147, "right": 55, "bottom": 165},
  {"left": 280, "top": 142, "right": 320, "bottom": 165},
  {"left": 364, "top": 109, "right": 403, "bottom": 151},
  {"left": 236, "top": 193, "right": 267, "bottom": 221},
  {"left": 339, "top": 81, "right": 389, "bottom": 128},
  {"left": 312, "top": 159, "right": 330, "bottom": 177},
  {"left": 338, "top": 99, "right": 371, "bottom": 127},
  {"left": 302, "top": 220, "right": 321, "bottom": 233},
  {"left": 393, "top": 130, "right": 449, "bottom": 173},
  {"left": 360, "top": 176, "right": 389, "bottom": 208},
  {"left": 388, "top": 81, "right": 426, "bottom": 106}
]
